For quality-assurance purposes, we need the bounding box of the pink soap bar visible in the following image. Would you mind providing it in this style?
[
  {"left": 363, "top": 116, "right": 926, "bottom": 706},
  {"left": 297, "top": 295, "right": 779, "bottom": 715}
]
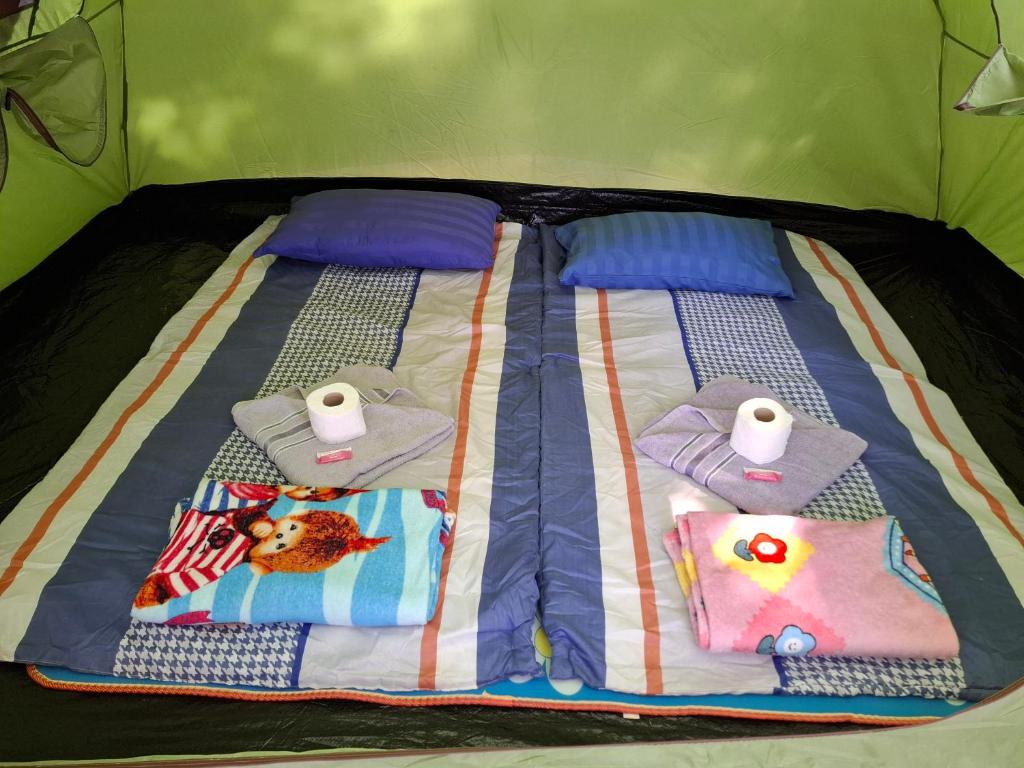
[
  {"left": 316, "top": 447, "right": 353, "bottom": 464},
  {"left": 743, "top": 467, "right": 782, "bottom": 483}
]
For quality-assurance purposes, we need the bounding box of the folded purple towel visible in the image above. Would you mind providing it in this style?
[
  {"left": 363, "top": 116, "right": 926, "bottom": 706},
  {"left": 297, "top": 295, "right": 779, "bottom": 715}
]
[{"left": 635, "top": 376, "right": 866, "bottom": 514}]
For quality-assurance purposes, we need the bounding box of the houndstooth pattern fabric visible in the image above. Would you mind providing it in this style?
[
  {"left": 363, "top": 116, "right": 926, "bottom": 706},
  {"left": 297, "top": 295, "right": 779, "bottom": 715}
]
[
  {"left": 206, "top": 264, "right": 420, "bottom": 484},
  {"left": 206, "top": 429, "right": 286, "bottom": 486},
  {"left": 673, "top": 290, "right": 883, "bottom": 523},
  {"left": 114, "top": 262, "right": 421, "bottom": 687},
  {"left": 777, "top": 655, "right": 966, "bottom": 699},
  {"left": 672, "top": 288, "right": 966, "bottom": 699},
  {"left": 113, "top": 620, "right": 305, "bottom": 687}
]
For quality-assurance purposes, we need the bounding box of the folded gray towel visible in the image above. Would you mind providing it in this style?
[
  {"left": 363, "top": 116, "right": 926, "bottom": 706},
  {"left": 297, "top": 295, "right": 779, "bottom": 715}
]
[
  {"left": 635, "top": 376, "right": 867, "bottom": 514},
  {"left": 232, "top": 366, "right": 454, "bottom": 487}
]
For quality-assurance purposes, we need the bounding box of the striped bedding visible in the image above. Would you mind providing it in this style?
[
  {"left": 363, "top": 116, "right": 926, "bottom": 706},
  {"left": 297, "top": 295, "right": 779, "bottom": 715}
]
[
  {"left": 537, "top": 225, "right": 1024, "bottom": 702},
  {"left": 1, "top": 213, "right": 1022, "bottom": 710},
  {"left": 0, "top": 217, "right": 542, "bottom": 691}
]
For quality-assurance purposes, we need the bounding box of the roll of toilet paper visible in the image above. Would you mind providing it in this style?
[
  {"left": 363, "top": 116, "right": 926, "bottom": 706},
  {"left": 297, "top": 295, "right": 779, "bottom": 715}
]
[
  {"left": 729, "top": 397, "right": 793, "bottom": 465},
  {"left": 305, "top": 382, "right": 367, "bottom": 445}
]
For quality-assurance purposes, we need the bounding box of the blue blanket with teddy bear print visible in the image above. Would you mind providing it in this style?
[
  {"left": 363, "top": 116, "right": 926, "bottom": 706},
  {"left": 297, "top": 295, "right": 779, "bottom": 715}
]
[{"left": 130, "top": 480, "right": 450, "bottom": 627}]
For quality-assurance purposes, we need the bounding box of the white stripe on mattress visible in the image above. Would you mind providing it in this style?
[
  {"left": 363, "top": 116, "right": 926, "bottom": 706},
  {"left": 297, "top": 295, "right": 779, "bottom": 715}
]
[
  {"left": 299, "top": 224, "right": 522, "bottom": 691},
  {"left": 573, "top": 288, "right": 647, "bottom": 692},
  {"left": 790, "top": 233, "right": 1024, "bottom": 601},
  {"left": 432, "top": 225, "right": 521, "bottom": 689},
  {"left": 0, "top": 218, "right": 281, "bottom": 659},
  {"left": 592, "top": 287, "right": 777, "bottom": 695},
  {"left": 787, "top": 233, "right": 929, "bottom": 381}
]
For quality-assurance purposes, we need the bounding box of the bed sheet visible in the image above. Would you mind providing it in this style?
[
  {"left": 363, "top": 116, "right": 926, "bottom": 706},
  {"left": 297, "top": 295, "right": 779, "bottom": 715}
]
[
  {"left": 537, "top": 224, "right": 1024, "bottom": 702},
  {"left": 0, "top": 218, "right": 542, "bottom": 692}
]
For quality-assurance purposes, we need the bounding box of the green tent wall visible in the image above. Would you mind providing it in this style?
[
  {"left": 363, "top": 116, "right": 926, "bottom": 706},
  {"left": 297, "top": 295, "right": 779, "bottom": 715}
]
[
  {"left": 939, "top": 0, "right": 1024, "bottom": 273},
  {"left": 1, "top": 0, "right": 1021, "bottom": 290},
  {"left": 122, "top": 1, "right": 942, "bottom": 215}
]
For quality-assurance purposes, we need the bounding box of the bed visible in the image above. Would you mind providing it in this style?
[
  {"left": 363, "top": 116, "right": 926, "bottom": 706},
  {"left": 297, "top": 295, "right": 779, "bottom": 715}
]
[{"left": 1, "top": 179, "right": 1022, "bottom": 761}]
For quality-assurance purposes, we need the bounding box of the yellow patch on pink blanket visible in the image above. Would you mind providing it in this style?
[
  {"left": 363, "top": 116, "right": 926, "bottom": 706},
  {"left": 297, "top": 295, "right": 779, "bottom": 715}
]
[{"left": 712, "top": 520, "right": 815, "bottom": 594}]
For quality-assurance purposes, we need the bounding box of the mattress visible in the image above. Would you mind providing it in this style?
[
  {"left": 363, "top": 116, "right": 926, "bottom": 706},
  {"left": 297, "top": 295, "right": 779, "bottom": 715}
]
[
  {"left": 0, "top": 217, "right": 542, "bottom": 692},
  {"left": 0, "top": 207, "right": 1022, "bottom": 723},
  {"left": 537, "top": 224, "right": 1024, "bottom": 702}
]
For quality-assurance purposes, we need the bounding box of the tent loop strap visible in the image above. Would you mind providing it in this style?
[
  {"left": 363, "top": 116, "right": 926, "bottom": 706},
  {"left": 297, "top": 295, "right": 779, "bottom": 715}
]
[{"left": 991, "top": 0, "right": 1002, "bottom": 45}]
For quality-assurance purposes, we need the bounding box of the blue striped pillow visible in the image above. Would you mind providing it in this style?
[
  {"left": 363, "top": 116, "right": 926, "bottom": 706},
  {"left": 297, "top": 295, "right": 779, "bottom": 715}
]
[
  {"left": 254, "top": 189, "right": 500, "bottom": 269},
  {"left": 554, "top": 212, "right": 794, "bottom": 297}
]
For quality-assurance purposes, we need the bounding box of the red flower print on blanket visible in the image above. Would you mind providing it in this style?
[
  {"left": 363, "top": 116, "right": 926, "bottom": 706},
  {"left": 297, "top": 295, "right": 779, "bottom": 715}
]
[
  {"left": 749, "top": 533, "right": 787, "bottom": 563},
  {"left": 733, "top": 533, "right": 788, "bottom": 564}
]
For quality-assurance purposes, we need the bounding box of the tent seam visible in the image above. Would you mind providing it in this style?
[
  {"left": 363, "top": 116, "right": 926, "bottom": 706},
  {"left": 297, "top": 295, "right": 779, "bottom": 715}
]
[
  {"left": 119, "top": 0, "right": 130, "bottom": 192},
  {"left": 26, "top": 0, "right": 39, "bottom": 37},
  {"left": 932, "top": 0, "right": 946, "bottom": 221},
  {"left": 84, "top": 0, "right": 120, "bottom": 22},
  {"left": 942, "top": 31, "right": 989, "bottom": 61}
]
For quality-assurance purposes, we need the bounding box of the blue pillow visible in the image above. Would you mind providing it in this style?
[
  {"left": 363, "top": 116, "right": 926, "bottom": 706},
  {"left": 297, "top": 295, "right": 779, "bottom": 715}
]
[
  {"left": 254, "top": 189, "right": 501, "bottom": 269},
  {"left": 553, "top": 212, "right": 794, "bottom": 297}
]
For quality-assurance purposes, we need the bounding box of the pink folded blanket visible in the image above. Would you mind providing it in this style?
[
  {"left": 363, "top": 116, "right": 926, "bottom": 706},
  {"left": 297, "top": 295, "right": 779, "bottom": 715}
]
[{"left": 664, "top": 511, "right": 959, "bottom": 659}]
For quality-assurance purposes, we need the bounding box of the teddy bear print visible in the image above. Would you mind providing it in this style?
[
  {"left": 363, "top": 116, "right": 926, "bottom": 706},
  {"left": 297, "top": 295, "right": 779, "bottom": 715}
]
[{"left": 133, "top": 501, "right": 389, "bottom": 608}]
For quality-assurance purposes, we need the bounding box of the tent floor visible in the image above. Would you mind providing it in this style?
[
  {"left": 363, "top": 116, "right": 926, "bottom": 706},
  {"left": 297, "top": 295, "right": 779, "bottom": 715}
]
[{"left": 2, "top": 179, "right": 1021, "bottom": 761}]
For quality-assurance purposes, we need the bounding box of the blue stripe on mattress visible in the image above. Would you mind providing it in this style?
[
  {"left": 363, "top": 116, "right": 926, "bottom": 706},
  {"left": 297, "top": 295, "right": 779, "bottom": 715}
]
[
  {"left": 773, "top": 232, "right": 1024, "bottom": 699},
  {"left": 536, "top": 225, "right": 607, "bottom": 688},
  {"left": 390, "top": 270, "right": 423, "bottom": 370},
  {"left": 14, "top": 257, "right": 326, "bottom": 672},
  {"left": 475, "top": 227, "right": 545, "bottom": 685},
  {"left": 290, "top": 623, "right": 312, "bottom": 687}
]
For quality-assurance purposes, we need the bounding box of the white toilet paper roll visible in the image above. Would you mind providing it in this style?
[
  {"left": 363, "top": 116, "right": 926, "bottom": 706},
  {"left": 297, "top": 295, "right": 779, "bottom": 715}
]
[
  {"left": 305, "top": 383, "right": 367, "bottom": 445},
  {"left": 729, "top": 397, "right": 793, "bottom": 465}
]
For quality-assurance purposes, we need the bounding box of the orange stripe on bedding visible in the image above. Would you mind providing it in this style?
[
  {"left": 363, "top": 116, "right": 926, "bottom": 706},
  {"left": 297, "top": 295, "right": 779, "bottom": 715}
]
[
  {"left": 805, "top": 236, "right": 1024, "bottom": 548},
  {"left": 596, "top": 289, "right": 664, "bottom": 695},
  {"left": 0, "top": 256, "right": 259, "bottom": 598},
  {"left": 418, "top": 223, "right": 502, "bottom": 690}
]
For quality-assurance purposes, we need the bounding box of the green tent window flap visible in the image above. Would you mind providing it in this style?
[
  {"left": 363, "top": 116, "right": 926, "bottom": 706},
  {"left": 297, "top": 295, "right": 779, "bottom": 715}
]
[
  {"left": 0, "top": 13, "right": 106, "bottom": 191},
  {"left": 955, "top": 44, "right": 1024, "bottom": 116}
]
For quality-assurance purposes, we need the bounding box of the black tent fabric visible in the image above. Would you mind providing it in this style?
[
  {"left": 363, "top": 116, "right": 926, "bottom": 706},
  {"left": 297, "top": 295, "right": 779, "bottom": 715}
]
[{"left": 1, "top": 179, "right": 1021, "bottom": 762}]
